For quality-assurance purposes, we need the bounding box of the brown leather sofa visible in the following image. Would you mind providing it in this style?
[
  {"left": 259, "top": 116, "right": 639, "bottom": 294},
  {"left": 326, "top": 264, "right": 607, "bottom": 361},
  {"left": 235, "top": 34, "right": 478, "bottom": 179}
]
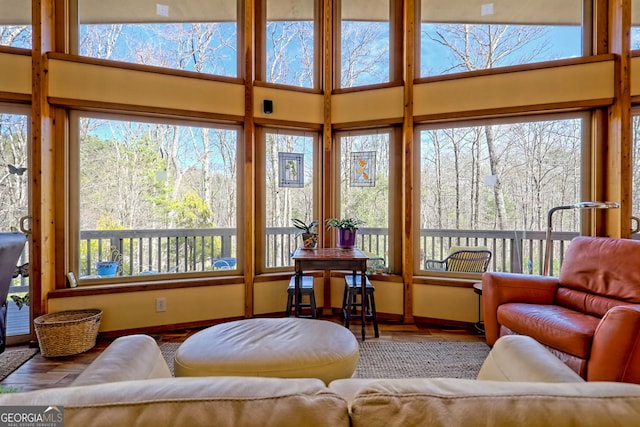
[{"left": 483, "top": 236, "right": 640, "bottom": 383}]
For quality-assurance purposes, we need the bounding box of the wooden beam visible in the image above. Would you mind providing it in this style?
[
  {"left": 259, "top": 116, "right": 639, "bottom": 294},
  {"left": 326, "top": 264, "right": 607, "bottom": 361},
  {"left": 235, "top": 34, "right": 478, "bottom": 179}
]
[
  {"left": 243, "top": 0, "right": 256, "bottom": 317},
  {"left": 31, "top": 0, "right": 56, "bottom": 339},
  {"left": 605, "top": 0, "right": 631, "bottom": 237},
  {"left": 402, "top": 0, "right": 414, "bottom": 323}
]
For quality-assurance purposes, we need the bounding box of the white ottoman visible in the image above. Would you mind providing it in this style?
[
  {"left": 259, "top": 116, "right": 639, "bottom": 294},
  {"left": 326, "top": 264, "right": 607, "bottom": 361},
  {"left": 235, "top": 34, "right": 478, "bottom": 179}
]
[{"left": 174, "top": 318, "right": 359, "bottom": 384}]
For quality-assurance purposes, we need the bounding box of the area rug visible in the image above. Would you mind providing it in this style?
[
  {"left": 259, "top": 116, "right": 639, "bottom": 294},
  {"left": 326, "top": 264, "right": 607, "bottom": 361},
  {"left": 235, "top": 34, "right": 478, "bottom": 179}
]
[
  {"left": 0, "top": 348, "right": 38, "bottom": 382},
  {"left": 159, "top": 340, "right": 490, "bottom": 379}
]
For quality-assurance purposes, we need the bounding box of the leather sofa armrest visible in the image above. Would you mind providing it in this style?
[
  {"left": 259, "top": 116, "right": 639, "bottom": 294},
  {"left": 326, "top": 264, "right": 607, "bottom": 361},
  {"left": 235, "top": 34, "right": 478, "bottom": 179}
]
[
  {"left": 483, "top": 272, "right": 559, "bottom": 346},
  {"left": 588, "top": 305, "right": 640, "bottom": 383}
]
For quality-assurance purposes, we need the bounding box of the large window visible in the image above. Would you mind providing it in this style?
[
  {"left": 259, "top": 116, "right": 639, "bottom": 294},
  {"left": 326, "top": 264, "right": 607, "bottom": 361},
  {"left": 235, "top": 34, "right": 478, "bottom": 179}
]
[
  {"left": 336, "top": 130, "right": 392, "bottom": 271},
  {"left": 0, "top": 1, "right": 31, "bottom": 48},
  {"left": 418, "top": 115, "right": 585, "bottom": 275},
  {"left": 418, "top": 0, "right": 584, "bottom": 78},
  {"left": 72, "top": 113, "right": 239, "bottom": 280},
  {"left": 338, "top": 0, "right": 394, "bottom": 88},
  {"left": 262, "top": 129, "right": 317, "bottom": 270},
  {"left": 76, "top": 0, "right": 239, "bottom": 77},
  {"left": 0, "top": 104, "right": 30, "bottom": 339},
  {"left": 263, "top": 0, "right": 318, "bottom": 88}
]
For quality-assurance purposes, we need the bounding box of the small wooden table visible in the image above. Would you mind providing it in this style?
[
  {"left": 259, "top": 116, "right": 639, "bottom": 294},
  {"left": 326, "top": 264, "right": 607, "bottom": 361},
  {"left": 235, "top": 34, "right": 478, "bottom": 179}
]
[
  {"left": 473, "top": 282, "right": 484, "bottom": 334},
  {"left": 291, "top": 247, "right": 370, "bottom": 340}
]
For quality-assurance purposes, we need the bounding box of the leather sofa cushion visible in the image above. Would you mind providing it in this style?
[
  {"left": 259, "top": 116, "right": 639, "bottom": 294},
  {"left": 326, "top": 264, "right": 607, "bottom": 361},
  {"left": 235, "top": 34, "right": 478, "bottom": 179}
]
[
  {"left": 348, "top": 378, "right": 640, "bottom": 427},
  {"left": 555, "top": 287, "right": 635, "bottom": 318},
  {"left": 497, "top": 303, "right": 599, "bottom": 358},
  {"left": 0, "top": 377, "right": 350, "bottom": 427},
  {"left": 559, "top": 236, "right": 640, "bottom": 303}
]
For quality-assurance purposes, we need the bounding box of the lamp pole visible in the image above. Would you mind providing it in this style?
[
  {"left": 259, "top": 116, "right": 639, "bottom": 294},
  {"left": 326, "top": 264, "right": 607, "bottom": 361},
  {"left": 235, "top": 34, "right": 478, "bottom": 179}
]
[{"left": 543, "top": 201, "right": 620, "bottom": 276}]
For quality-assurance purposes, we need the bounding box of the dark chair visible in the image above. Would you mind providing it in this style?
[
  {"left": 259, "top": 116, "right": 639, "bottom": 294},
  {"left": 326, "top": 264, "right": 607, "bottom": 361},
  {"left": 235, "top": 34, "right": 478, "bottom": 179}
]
[
  {"left": 342, "top": 274, "right": 379, "bottom": 338},
  {"left": 285, "top": 275, "right": 317, "bottom": 318},
  {"left": 0, "top": 232, "right": 27, "bottom": 353},
  {"left": 425, "top": 248, "right": 492, "bottom": 273}
]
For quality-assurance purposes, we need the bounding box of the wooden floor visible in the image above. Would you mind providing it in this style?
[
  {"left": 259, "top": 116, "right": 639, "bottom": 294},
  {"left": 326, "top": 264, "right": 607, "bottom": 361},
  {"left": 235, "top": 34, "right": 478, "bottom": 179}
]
[{"left": 1, "top": 318, "right": 485, "bottom": 393}]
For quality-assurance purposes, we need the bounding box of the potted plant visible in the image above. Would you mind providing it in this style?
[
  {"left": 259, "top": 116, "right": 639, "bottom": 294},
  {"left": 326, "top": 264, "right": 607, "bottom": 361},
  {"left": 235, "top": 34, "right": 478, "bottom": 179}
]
[
  {"left": 292, "top": 218, "right": 319, "bottom": 249},
  {"left": 326, "top": 217, "right": 365, "bottom": 248}
]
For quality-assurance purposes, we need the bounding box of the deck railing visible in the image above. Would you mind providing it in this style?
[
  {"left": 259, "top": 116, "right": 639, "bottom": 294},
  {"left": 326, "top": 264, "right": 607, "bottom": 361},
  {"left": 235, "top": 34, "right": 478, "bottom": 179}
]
[{"left": 75, "top": 227, "right": 579, "bottom": 276}]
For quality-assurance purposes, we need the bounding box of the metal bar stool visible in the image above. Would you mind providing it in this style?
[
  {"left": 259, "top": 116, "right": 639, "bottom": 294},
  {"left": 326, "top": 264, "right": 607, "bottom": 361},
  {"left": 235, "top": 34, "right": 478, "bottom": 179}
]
[
  {"left": 342, "top": 274, "right": 379, "bottom": 337},
  {"left": 285, "top": 276, "right": 317, "bottom": 318}
]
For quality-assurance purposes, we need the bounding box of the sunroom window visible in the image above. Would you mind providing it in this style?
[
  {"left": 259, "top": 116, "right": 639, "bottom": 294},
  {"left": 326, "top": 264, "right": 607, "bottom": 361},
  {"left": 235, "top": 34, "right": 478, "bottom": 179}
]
[
  {"left": 338, "top": 0, "right": 394, "bottom": 88},
  {"left": 263, "top": 0, "right": 318, "bottom": 88},
  {"left": 72, "top": 112, "right": 239, "bottom": 281},
  {"left": 418, "top": 0, "right": 584, "bottom": 78},
  {"left": 261, "top": 129, "right": 318, "bottom": 270},
  {"left": 336, "top": 129, "right": 392, "bottom": 272},
  {"left": 418, "top": 114, "right": 586, "bottom": 276},
  {"left": 75, "top": 0, "right": 239, "bottom": 77},
  {"left": 0, "top": 1, "right": 31, "bottom": 48}
]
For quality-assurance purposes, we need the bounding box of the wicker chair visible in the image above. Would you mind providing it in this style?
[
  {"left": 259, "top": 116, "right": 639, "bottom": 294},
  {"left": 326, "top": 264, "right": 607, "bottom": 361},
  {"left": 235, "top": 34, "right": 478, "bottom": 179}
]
[
  {"left": 425, "top": 248, "right": 492, "bottom": 273},
  {"left": 0, "top": 232, "right": 27, "bottom": 353}
]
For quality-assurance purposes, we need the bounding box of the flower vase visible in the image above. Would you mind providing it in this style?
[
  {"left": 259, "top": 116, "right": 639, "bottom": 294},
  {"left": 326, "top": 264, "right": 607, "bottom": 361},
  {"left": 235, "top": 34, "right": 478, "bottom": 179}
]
[{"left": 337, "top": 229, "right": 357, "bottom": 248}]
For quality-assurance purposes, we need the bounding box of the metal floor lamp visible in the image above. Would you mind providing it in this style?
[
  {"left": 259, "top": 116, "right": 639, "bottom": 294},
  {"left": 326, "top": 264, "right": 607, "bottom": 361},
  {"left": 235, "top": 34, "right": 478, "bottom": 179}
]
[{"left": 543, "top": 201, "right": 620, "bottom": 276}]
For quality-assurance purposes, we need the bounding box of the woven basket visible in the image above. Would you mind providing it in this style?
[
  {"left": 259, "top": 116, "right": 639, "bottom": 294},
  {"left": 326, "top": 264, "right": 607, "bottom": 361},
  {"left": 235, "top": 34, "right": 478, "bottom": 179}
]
[{"left": 34, "top": 309, "right": 102, "bottom": 357}]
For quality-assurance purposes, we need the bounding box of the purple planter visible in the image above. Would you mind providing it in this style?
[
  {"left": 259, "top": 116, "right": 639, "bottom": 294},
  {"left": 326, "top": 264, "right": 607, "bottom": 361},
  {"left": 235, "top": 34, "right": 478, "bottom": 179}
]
[{"left": 337, "top": 229, "right": 357, "bottom": 248}]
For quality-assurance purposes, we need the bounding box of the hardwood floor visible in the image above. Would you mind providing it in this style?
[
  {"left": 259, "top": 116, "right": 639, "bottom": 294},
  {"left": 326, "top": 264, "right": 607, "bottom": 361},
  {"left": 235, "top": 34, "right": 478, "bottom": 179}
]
[{"left": 1, "top": 318, "right": 485, "bottom": 393}]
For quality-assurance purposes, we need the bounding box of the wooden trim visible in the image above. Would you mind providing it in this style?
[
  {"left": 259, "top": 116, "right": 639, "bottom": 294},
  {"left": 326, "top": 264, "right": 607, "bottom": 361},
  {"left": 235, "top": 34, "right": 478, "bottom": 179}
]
[
  {"left": 97, "top": 316, "right": 244, "bottom": 340},
  {"left": 243, "top": 0, "right": 256, "bottom": 318},
  {"left": 322, "top": 0, "right": 334, "bottom": 310},
  {"left": 47, "top": 97, "right": 244, "bottom": 124},
  {"left": 253, "top": 80, "right": 323, "bottom": 95},
  {"left": 413, "top": 315, "right": 475, "bottom": 331},
  {"left": 332, "top": 117, "right": 403, "bottom": 130},
  {"left": 0, "top": 46, "right": 31, "bottom": 56},
  {"left": 0, "top": 92, "right": 31, "bottom": 103},
  {"left": 605, "top": 0, "right": 632, "bottom": 238},
  {"left": 332, "top": 80, "right": 404, "bottom": 95},
  {"left": 253, "top": 117, "right": 323, "bottom": 130},
  {"left": 402, "top": 0, "right": 415, "bottom": 323},
  {"left": 48, "top": 276, "right": 245, "bottom": 298},
  {"left": 45, "top": 52, "right": 244, "bottom": 85},
  {"left": 31, "top": 0, "right": 57, "bottom": 342},
  {"left": 413, "top": 99, "right": 614, "bottom": 125},
  {"left": 414, "top": 54, "right": 616, "bottom": 85}
]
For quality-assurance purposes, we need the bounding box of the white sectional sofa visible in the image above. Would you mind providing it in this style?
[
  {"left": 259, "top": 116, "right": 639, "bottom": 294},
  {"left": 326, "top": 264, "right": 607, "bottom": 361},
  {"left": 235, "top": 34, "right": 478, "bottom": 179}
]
[{"left": 1, "top": 334, "right": 639, "bottom": 426}]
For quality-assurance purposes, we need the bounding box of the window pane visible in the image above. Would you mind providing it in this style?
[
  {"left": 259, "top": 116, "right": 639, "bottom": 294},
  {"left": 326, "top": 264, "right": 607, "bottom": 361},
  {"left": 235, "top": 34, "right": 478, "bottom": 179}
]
[
  {"left": 338, "top": 131, "right": 390, "bottom": 270},
  {"left": 0, "top": 1, "right": 31, "bottom": 48},
  {"left": 419, "top": 0, "right": 583, "bottom": 77},
  {"left": 77, "top": 114, "right": 238, "bottom": 278},
  {"left": 633, "top": 0, "right": 640, "bottom": 49},
  {"left": 266, "top": 0, "right": 316, "bottom": 88},
  {"left": 632, "top": 115, "right": 640, "bottom": 224},
  {"left": 78, "top": 0, "right": 238, "bottom": 77},
  {"left": 264, "top": 131, "right": 315, "bottom": 268},
  {"left": 0, "top": 106, "right": 30, "bottom": 337},
  {"left": 340, "top": 0, "right": 390, "bottom": 88},
  {"left": 419, "top": 116, "right": 584, "bottom": 275}
]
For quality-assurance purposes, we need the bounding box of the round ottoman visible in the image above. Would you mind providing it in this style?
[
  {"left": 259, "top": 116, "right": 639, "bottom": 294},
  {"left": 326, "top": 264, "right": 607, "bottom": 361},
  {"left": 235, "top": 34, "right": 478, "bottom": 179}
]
[{"left": 173, "top": 318, "right": 359, "bottom": 384}]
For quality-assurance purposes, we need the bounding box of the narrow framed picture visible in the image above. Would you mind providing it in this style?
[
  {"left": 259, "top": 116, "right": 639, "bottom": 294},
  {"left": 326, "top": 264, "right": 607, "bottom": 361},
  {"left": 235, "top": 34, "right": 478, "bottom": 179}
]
[
  {"left": 350, "top": 151, "right": 376, "bottom": 187},
  {"left": 278, "top": 152, "right": 304, "bottom": 188}
]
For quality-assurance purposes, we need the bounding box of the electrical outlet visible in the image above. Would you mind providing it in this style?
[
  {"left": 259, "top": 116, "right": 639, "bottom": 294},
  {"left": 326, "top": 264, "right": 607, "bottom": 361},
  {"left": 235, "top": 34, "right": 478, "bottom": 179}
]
[{"left": 156, "top": 297, "right": 167, "bottom": 312}]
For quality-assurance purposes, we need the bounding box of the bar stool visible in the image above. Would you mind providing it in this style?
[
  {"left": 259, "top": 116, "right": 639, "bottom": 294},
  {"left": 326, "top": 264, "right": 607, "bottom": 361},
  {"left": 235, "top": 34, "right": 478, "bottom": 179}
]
[
  {"left": 342, "top": 274, "right": 379, "bottom": 338},
  {"left": 285, "top": 275, "right": 317, "bottom": 318}
]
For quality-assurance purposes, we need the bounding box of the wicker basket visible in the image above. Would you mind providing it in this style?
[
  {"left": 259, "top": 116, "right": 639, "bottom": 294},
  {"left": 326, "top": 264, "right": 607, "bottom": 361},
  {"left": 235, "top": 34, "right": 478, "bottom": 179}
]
[{"left": 34, "top": 309, "right": 102, "bottom": 357}]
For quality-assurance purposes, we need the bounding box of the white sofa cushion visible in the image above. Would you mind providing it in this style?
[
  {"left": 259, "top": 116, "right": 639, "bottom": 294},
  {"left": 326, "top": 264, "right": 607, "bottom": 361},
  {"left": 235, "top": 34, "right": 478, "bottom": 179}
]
[
  {"left": 0, "top": 377, "right": 350, "bottom": 427},
  {"left": 347, "top": 378, "right": 640, "bottom": 427}
]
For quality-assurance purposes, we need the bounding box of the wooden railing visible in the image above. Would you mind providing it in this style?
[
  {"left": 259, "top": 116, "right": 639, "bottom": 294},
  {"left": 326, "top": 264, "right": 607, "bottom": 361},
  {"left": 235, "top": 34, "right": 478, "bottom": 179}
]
[{"left": 77, "top": 227, "right": 579, "bottom": 277}]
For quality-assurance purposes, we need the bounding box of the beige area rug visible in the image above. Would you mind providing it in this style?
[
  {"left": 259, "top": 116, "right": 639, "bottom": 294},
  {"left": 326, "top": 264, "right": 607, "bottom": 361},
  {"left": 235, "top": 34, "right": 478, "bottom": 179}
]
[
  {"left": 159, "top": 341, "right": 490, "bottom": 379},
  {"left": 0, "top": 348, "right": 38, "bottom": 382}
]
